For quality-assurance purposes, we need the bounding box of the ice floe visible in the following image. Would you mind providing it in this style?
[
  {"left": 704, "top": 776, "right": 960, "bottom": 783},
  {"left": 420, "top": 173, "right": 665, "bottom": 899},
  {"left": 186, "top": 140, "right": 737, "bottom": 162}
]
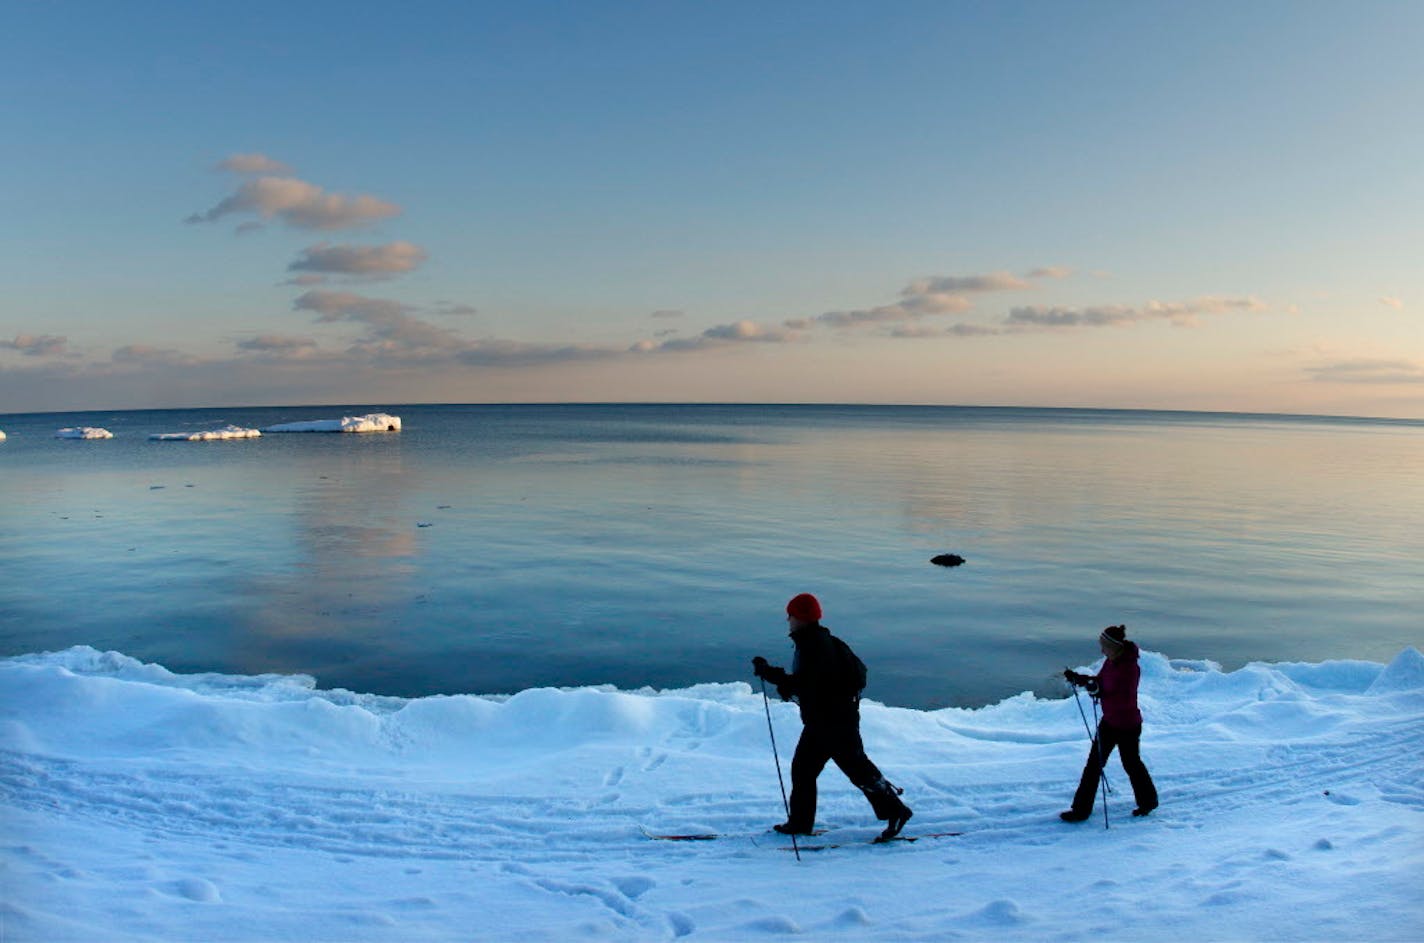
[
  {"left": 149, "top": 424, "right": 262, "bottom": 441},
  {"left": 263, "top": 412, "right": 402, "bottom": 433},
  {"left": 54, "top": 426, "right": 114, "bottom": 439}
]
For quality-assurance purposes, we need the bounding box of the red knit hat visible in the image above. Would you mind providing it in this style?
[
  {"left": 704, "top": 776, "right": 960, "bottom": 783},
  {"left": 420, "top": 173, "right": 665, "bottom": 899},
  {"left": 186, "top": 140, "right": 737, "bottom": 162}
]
[{"left": 786, "top": 593, "right": 822, "bottom": 622}]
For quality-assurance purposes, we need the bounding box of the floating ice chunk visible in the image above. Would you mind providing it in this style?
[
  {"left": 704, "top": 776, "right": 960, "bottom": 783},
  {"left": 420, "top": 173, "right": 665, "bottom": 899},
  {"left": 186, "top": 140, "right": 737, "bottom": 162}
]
[
  {"left": 0, "top": 429, "right": 6, "bottom": 441},
  {"left": 55, "top": 427, "right": 114, "bottom": 439},
  {"left": 149, "top": 425, "right": 262, "bottom": 441},
  {"left": 263, "top": 413, "right": 402, "bottom": 434}
]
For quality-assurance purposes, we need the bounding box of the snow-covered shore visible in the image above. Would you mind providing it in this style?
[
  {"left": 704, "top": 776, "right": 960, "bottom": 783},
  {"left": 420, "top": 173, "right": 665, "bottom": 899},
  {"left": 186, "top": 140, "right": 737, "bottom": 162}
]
[{"left": 2, "top": 646, "right": 1421, "bottom": 942}]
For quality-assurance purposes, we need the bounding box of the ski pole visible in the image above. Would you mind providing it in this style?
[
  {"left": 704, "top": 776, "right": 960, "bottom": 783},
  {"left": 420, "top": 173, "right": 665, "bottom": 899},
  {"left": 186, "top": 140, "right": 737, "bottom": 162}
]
[
  {"left": 759, "top": 678, "right": 800, "bottom": 861},
  {"left": 1070, "top": 683, "right": 1113, "bottom": 795},
  {"left": 1091, "top": 693, "right": 1110, "bottom": 830}
]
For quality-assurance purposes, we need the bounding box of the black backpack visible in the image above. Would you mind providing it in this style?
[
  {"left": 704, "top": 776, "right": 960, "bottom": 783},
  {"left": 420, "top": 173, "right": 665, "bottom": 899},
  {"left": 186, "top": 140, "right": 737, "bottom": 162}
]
[{"left": 830, "top": 634, "right": 868, "bottom": 697}]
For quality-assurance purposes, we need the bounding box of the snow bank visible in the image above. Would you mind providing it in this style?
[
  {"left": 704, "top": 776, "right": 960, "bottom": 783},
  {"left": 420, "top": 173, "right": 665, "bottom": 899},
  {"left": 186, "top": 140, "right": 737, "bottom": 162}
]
[
  {"left": 149, "top": 424, "right": 262, "bottom": 441},
  {"left": 2, "top": 646, "right": 1420, "bottom": 942},
  {"left": 263, "top": 412, "right": 402, "bottom": 433},
  {"left": 54, "top": 426, "right": 113, "bottom": 439}
]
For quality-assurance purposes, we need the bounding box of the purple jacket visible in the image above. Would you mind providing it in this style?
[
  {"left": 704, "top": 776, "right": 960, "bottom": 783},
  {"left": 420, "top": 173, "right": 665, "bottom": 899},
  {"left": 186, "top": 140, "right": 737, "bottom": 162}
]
[{"left": 1094, "top": 641, "right": 1143, "bottom": 728}]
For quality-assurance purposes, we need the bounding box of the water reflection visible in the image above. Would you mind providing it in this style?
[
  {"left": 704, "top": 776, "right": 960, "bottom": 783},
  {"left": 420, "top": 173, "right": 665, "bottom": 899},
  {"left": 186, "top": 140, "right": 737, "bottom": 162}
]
[{"left": 2, "top": 405, "right": 1420, "bottom": 708}]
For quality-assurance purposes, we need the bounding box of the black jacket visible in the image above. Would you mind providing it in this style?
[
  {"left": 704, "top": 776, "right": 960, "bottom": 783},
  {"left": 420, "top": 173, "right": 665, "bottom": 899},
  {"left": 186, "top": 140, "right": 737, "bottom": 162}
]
[{"left": 759, "top": 623, "right": 862, "bottom": 725}]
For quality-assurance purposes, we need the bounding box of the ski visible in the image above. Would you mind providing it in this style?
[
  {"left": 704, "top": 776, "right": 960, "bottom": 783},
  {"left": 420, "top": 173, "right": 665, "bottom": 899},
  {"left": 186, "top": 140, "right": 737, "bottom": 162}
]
[
  {"left": 778, "top": 831, "right": 964, "bottom": 851},
  {"left": 642, "top": 831, "right": 718, "bottom": 841},
  {"left": 641, "top": 826, "right": 825, "bottom": 842}
]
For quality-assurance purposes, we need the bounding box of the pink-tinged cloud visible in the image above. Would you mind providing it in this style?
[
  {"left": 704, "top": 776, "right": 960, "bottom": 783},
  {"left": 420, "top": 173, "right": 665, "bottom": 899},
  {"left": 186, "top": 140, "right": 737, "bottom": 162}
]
[
  {"left": 903, "top": 272, "right": 1032, "bottom": 294},
  {"left": 1306, "top": 359, "right": 1424, "bottom": 384},
  {"left": 289, "top": 241, "right": 428, "bottom": 276},
  {"left": 187, "top": 176, "right": 401, "bottom": 231},
  {"left": 1380, "top": 296, "right": 1404, "bottom": 310},
  {"left": 2, "top": 333, "right": 69, "bottom": 357},
  {"left": 217, "top": 153, "right": 294, "bottom": 175}
]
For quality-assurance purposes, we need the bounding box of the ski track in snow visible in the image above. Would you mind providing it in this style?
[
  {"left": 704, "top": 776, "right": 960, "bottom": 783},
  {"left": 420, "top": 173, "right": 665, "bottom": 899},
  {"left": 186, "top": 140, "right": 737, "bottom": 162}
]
[{"left": 8, "top": 712, "right": 1418, "bottom": 862}]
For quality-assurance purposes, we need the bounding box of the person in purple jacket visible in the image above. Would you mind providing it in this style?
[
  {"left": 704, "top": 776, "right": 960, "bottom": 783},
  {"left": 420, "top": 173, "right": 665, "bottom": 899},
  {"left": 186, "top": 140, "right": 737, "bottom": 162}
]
[{"left": 1060, "top": 624, "right": 1159, "bottom": 822}]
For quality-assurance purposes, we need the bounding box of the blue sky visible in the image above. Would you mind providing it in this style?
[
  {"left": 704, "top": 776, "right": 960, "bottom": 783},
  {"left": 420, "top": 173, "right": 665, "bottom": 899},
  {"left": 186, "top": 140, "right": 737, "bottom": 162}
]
[{"left": 3, "top": 1, "right": 1421, "bottom": 415}]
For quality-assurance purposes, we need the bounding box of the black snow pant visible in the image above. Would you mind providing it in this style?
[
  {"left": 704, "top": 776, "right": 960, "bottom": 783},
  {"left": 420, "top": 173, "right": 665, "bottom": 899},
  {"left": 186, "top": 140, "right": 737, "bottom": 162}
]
[
  {"left": 787, "top": 719, "right": 902, "bottom": 829},
  {"left": 1071, "top": 720, "right": 1158, "bottom": 815}
]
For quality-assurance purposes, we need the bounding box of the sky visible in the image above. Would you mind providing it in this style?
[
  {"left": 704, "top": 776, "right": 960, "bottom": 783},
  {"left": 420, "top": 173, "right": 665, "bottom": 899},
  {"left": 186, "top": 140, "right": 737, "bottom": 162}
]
[{"left": 2, "top": 0, "right": 1421, "bottom": 417}]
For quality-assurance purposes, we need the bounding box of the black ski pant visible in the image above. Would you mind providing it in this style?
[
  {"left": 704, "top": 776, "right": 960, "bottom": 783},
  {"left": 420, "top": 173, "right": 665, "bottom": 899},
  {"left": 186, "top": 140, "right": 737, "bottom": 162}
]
[
  {"left": 787, "top": 719, "right": 897, "bottom": 828},
  {"left": 1071, "top": 720, "right": 1158, "bottom": 814}
]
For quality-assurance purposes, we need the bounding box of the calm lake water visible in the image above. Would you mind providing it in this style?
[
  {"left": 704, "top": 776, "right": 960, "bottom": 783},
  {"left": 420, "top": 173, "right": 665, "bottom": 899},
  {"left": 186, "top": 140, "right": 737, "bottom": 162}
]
[{"left": 2, "top": 404, "right": 1421, "bottom": 708}]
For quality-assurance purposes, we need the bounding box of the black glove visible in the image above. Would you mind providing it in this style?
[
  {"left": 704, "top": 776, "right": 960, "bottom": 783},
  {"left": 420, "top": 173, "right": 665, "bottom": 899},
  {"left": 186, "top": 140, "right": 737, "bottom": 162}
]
[
  {"left": 752, "top": 656, "right": 770, "bottom": 679},
  {"left": 1064, "top": 670, "right": 1097, "bottom": 692}
]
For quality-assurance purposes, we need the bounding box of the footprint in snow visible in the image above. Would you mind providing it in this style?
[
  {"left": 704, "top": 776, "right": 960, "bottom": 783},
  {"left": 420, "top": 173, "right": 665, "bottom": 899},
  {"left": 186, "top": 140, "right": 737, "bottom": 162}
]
[{"left": 611, "top": 875, "right": 655, "bottom": 899}]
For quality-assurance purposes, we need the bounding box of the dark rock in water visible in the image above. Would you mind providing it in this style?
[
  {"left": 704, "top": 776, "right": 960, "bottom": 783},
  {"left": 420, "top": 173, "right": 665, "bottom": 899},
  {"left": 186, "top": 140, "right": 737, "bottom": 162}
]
[{"left": 931, "top": 554, "right": 966, "bottom": 567}]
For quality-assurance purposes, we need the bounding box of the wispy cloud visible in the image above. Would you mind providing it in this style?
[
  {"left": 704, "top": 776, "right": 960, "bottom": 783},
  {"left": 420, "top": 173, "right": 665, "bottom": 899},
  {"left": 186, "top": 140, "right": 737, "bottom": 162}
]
[
  {"left": 431, "top": 303, "right": 479, "bottom": 317},
  {"left": 217, "top": 153, "right": 294, "bottom": 175},
  {"left": 810, "top": 269, "right": 1065, "bottom": 332},
  {"left": 633, "top": 320, "right": 797, "bottom": 352},
  {"left": 289, "top": 241, "right": 427, "bottom": 277},
  {"left": 1005, "top": 304, "right": 1139, "bottom": 328},
  {"left": 455, "top": 340, "right": 624, "bottom": 367},
  {"left": 2, "top": 333, "right": 70, "bottom": 357},
  {"left": 293, "top": 290, "right": 458, "bottom": 353},
  {"left": 814, "top": 291, "right": 973, "bottom": 328},
  {"left": 235, "top": 334, "right": 319, "bottom": 354},
  {"left": 187, "top": 176, "right": 401, "bottom": 231},
  {"left": 291, "top": 290, "right": 621, "bottom": 366},
  {"left": 1306, "top": 359, "right": 1424, "bottom": 384},
  {"left": 112, "top": 345, "right": 203, "bottom": 367},
  {"left": 1380, "top": 296, "right": 1404, "bottom": 310},
  {"left": 889, "top": 323, "right": 1002, "bottom": 339},
  {"left": 294, "top": 289, "right": 410, "bottom": 322},
  {"left": 1006, "top": 296, "right": 1267, "bottom": 329}
]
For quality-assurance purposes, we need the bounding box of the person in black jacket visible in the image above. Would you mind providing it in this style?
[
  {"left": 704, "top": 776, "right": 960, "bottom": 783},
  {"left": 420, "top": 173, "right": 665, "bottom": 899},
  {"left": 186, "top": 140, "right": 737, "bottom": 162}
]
[{"left": 752, "top": 593, "right": 912, "bottom": 840}]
